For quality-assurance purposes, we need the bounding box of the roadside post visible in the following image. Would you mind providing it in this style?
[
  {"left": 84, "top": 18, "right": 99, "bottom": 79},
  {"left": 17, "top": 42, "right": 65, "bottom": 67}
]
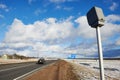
[{"left": 86, "top": 6, "right": 105, "bottom": 80}]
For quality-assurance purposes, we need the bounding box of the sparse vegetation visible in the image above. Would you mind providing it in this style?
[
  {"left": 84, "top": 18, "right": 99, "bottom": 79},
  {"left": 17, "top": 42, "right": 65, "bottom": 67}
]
[{"left": 0, "top": 53, "right": 33, "bottom": 60}]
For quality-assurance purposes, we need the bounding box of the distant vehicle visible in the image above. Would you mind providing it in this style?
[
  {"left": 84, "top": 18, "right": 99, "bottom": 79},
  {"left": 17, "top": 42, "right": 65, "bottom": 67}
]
[{"left": 37, "top": 57, "right": 45, "bottom": 64}]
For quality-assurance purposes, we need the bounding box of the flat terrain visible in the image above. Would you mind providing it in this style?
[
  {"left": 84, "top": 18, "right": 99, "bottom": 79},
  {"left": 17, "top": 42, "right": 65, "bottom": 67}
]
[
  {"left": 0, "top": 60, "right": 56, "bottom": 80},
  {"left": 24, "top": 59, "right": 119, "bottom": 80},
  {"left": 1, "top": 59, "right": 119, "bottom": 80},
  {"left": 0, "top": 59, "right": 37, "bottom": 64},
  {"left": 67, "top": 59, "right": 120, "bottom": 80}
]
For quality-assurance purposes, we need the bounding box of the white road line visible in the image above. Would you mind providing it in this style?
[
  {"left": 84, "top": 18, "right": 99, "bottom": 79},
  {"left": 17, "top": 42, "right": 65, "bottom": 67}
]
[
  {"left": 0, "top": 63, "right": 35, "bottom": 72},
  {"left": 13, "top": 62, "right": 56, "bottom": 80}
]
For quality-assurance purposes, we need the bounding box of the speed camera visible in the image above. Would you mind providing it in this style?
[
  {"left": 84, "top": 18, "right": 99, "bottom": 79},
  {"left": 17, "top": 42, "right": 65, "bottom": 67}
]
[{"left": 87, "top": 6, "right": 105, "bottom": 28}]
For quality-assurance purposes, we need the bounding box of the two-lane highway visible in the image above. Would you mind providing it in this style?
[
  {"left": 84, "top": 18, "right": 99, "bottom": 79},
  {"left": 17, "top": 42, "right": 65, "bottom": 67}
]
[{"left": 0, "top": 60, "right": 56, "bottom": 80}]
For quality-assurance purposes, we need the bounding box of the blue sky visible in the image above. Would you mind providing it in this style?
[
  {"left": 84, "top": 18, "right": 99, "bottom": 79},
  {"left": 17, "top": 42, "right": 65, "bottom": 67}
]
[{"left": 0, "top": 0, "right": 120, "bottom": 58}]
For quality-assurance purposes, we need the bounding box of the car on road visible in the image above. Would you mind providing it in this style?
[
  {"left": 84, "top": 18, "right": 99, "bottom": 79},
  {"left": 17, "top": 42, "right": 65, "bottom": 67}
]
[{"left": 37, "top": 57, "right": 45, "bottom": 64}]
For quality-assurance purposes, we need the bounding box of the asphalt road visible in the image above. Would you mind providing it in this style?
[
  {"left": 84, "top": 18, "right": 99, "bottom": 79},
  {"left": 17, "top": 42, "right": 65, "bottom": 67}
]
[{"left": 0, "top": 60, "right": 56, "bottom": 80}]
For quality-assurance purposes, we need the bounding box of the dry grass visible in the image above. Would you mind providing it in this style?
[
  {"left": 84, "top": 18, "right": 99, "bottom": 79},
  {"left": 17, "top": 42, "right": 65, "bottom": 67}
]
[{"left": 0, "top": 58, "right": 37, "bottom": 64}]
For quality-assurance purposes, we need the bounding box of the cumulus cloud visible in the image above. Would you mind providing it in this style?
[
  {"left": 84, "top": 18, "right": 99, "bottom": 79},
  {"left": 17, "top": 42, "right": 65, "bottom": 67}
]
[
  {"left": 2, "top": 17, "right": 75, "bottom": 56},
  {"left": 0, "top": 14, "right": 120, "bottom": 57},
  {"left": 109, "top": 2, "right": 118, "bottom": 11},
  {"left": 101, "top": 23, "right": 120, "bottom": 40},
  {"left": 101, "top": 15, "right": 120, "bottom": 40},
  {"left": 5, "top": 19, "right": 27, "bottom": 42},
  {"left": 75, "top": 15, "right": 120, "bottom": 40},
  {"left": 46, "top": 18, "right": 57, "bottom": 23},
  {"left": 75, "top": 16, "right": 96, "bottom": 39},
  {"left": 106, "top": 14, "right": 120, "bottom": 23}
]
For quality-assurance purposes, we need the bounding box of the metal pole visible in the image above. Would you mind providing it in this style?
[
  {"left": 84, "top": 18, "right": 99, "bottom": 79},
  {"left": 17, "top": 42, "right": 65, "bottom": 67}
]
[{"left": 96, "top": 27, "right": 105, "bottom": 80}]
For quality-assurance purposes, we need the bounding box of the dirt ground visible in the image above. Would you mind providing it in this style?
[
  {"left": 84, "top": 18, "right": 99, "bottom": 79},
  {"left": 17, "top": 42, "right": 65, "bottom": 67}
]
[{"left": 25, "top": 60, "right": 79, "bottom": 80}]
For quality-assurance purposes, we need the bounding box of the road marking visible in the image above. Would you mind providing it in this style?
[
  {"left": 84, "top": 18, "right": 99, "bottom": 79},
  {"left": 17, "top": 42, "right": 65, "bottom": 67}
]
[
  {"left": 0, "top": 63, "right": 35, "bottom": 72},
  {"left": 13, "top": 62, "right": 56, "bottom": 80}
]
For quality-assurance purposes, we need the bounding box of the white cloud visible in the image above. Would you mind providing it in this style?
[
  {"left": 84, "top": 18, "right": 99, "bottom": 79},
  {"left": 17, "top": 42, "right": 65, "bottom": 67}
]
[
  {"left": 106, "top": 14, "right": 120, "bottom": 23},
  {"left": 109, "top": 2, "right": 118, "bottom": 11},
  {"left": 1, "top": 14, "right": 120, "bottom": 57},
  {"left": 75, "top": 16, "right": 96, "bottom": 39},
  {"left": 75, "top": 15, "right": 120, "bottom": 40},
  {"left": 5, "top": 18, "right": 27, "bottom": 42},
  {"left": 46, "top": 18, "right": 57, "bottom": 23},
  {"left": 101, "top": 15, "right": 120, "bottom": 40},
  {"left": 101, "top": 23, "right": 120, "bottom": 40},
  {"left": 3, "top": 17, "right": 75, "bottom": 56},
  {"left": 63, "top": 43, "right": 98, "bottom": 56},
  {"left": 0, "top": 4, "right": 9, "bottom": 12}
]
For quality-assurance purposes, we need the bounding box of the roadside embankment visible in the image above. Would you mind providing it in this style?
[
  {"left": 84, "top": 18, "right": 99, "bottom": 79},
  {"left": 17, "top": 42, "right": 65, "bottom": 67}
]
[{"left": 25, "top": 60, "right": 79, "bottom": 80}]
